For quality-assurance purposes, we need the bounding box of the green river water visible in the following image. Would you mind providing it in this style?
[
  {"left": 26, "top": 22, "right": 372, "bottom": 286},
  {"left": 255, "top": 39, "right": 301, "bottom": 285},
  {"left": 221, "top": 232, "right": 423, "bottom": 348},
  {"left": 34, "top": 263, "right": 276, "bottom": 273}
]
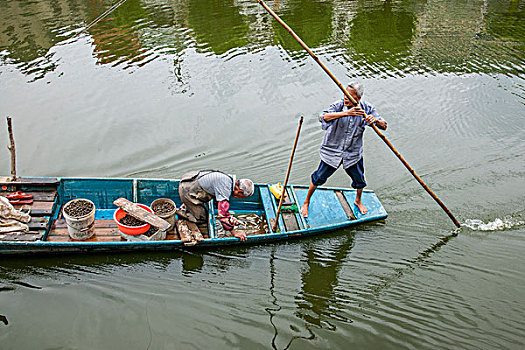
[{"left": 0, "top": 0, "right": 524, "bottom": 349}]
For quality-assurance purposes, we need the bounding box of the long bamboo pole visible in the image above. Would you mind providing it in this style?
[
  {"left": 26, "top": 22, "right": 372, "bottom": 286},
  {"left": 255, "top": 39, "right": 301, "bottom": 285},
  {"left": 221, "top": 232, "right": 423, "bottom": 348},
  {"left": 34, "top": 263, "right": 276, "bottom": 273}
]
[
  {"left": 6, "top": 117, "right": 17, "bottom": 182},
  {"left": 257, "top": 0, "right": 460, "bottom": 228},
  {"left": 273, "top": 116, "right": 304, "bottom": 232}
]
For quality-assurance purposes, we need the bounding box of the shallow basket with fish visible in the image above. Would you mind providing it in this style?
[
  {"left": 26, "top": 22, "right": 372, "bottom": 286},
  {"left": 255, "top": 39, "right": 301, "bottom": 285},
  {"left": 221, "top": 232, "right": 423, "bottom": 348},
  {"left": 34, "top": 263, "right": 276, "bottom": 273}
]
[{"left": 215, "top": 212, "right": 269, "bottom": 238}]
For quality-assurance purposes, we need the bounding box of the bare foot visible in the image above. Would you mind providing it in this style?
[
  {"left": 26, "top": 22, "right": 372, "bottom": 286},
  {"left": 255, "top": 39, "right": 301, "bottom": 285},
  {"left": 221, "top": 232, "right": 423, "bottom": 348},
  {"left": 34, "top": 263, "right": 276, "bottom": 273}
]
[
  {"left": 300, "top": 202, "right": 309, "bottom": 218},
  {"left": 354, "top": 200, "right": 368, "bottom": 215}
]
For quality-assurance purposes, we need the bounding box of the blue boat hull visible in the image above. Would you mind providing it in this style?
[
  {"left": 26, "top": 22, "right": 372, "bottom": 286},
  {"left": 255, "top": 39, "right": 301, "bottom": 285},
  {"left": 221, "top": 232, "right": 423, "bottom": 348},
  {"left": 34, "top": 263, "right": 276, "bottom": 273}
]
[{"left": 0, "top": 177, "right": 387, "bottom": 255}]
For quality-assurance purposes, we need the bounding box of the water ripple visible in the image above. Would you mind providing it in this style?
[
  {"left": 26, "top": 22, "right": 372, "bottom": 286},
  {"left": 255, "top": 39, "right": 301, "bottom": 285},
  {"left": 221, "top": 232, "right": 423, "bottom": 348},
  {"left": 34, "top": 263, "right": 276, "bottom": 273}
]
[{"left": 463, "top": 217, "right": 525, "bottom": 231}]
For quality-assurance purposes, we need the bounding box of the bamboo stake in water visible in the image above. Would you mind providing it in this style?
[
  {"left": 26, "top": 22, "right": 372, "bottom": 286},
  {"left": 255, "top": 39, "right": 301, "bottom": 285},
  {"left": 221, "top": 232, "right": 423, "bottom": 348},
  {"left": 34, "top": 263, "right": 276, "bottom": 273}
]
[
  {"left": 273, "top": 116, "right": 304, "bottom": 232},
  {"left": 257, "top": 0, "right": 460, "bottom": 228},
  {"left": 6, "top": 117, "right": 17, "bottom": 182}
]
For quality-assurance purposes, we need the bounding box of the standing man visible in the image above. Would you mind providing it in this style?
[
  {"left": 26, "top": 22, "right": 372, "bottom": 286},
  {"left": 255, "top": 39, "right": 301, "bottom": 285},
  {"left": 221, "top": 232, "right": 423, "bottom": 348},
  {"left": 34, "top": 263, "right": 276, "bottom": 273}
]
[
  {"left": 301, "top": 81, "right": 387, "bottom": 217},
  {"left": 177, "top": 170, "right": 254, "bottom": 241}
]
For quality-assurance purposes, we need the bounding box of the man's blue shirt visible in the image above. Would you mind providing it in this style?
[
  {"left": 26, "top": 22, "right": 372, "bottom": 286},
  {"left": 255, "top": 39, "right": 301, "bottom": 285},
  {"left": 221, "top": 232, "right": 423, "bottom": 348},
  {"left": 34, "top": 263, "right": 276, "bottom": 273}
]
[{"left": 318, "top": 99, "right": 385, "bottom": 169}]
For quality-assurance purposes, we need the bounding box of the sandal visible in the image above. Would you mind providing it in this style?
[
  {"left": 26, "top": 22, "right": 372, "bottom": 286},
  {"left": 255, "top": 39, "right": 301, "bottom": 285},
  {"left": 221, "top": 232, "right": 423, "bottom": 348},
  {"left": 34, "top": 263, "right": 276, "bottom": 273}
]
[{"left": 6, "top": 191, "right": 33, "bottom": 200}]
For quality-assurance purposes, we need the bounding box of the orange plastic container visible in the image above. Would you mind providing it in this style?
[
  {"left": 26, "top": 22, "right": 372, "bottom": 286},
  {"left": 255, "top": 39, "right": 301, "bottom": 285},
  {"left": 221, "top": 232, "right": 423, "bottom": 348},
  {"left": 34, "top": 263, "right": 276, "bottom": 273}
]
[{"left": 113, "top": 204, "right": 152, "bottom": 235}]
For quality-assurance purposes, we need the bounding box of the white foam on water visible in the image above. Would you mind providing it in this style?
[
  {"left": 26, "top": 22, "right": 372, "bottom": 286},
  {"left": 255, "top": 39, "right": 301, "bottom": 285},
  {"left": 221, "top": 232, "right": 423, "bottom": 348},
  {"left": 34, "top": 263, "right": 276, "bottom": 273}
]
[{"left": 463, "top": 218, "right": 525, "bottom": 231}]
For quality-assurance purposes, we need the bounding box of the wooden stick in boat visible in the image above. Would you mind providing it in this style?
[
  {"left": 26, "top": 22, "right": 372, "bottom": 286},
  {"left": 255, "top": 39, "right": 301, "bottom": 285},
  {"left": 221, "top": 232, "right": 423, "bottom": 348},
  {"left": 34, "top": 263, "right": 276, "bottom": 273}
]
[
  {"left": 6, "top": 117, "right": 17, "bottom": 182},
  {"left": 257, "top": 0, "right": 461, "bottom": 228},
  {"left": 176, "top": 219, "right": 202, "bottom": 245},
  {"left": 113, "top": 198, "right": 171, "bottom": 231},
  {"left": 273, "top": 116, "right": 304, "bottom": 232}
]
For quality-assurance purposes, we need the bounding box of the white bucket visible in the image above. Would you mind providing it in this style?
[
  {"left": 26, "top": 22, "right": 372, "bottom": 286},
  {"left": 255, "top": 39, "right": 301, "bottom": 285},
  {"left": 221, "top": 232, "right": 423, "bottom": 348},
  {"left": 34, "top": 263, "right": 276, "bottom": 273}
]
[
  {"left": 151, "top": 198, "right": 176, "bottom": 231},
  {"left": 62, "top": 199, "right": 96, "bottom": 240}
]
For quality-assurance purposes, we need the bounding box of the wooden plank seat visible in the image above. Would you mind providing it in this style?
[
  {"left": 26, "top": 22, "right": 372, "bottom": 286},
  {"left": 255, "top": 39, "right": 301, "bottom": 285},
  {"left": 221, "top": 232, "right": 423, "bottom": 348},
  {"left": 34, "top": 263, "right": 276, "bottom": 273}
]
[
  {"left": 47, "top": 219, "right": 180, "bottom": 242},
  {"left": 0, "top": 232, "right": 43, "bottom": 241},
  {"left": 0, "top": 190, "right": 57, "bottom": 202},
  {"left": 0, "top": 177, "right": 59, "bottom": 186},
  {"left": 26, "top": 217, "right": 48, "bottom": 230},
  {"left": 335, "top": 190, "right": 357, "bottom": 221},
  {"left": 12, "top": 201, "right": 54, "bottom": 217},
  {"left": 0, "top": 217, "right": 48, "bottom": 241},
  {"left": 281, "top": 187, "right": 303, "bottom": 232},
  {"left": 260, "top": 186, "right": 284, "bottom": 233},
  {"left": 281, "top": 213, "right": 299, "bottom": 231}
]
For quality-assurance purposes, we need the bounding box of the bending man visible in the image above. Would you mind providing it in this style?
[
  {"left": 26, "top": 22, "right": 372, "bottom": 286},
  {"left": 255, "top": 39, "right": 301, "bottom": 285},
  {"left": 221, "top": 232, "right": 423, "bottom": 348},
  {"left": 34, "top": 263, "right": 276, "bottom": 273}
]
[
  {"left": 301, "top": 81, "right": 387, "bottom": 217},
  {"left": 177, "top": 170, "right": 254, "bottom": 241}
]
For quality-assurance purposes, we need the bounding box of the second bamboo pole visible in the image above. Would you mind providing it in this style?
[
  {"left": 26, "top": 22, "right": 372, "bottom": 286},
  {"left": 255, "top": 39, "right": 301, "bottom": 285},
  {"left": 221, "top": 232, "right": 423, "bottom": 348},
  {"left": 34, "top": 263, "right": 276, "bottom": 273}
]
[{"left": 273, "top": 116, "right": 304, "bottom": 232}]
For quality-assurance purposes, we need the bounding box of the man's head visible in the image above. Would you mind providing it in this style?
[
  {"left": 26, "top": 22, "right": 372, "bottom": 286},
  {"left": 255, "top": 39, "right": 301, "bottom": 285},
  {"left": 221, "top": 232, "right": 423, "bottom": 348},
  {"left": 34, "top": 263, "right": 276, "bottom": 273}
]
[
  {"left": 344, "top": 81, "right": 364, "bottom": 107},
  {"left": 232, "top": 179, "right": 254, "bottom": 198}
]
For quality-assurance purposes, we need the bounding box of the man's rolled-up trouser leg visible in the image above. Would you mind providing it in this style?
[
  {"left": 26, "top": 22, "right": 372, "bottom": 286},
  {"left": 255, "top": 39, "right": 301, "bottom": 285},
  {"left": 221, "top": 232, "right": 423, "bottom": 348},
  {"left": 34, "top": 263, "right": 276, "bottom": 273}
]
[
  {"left": 178, "top": 180, "right": 209, "bottom": 224},
  {"left": 344, "top": 158, "right": 366, "bottom": 189},
  {"left": 311, "top": 160, "right": 338, "bottom": 186}
]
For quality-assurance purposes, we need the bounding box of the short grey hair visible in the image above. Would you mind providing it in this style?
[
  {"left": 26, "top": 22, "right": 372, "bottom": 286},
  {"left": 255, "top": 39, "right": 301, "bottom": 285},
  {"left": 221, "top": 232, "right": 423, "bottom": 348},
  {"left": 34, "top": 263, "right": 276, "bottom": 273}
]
[
  {"left": 348, "top": 81, "right": 364, "bottom": 98},
  {"left": 236, "top": 179, "right": 254, "bottom": 197}
]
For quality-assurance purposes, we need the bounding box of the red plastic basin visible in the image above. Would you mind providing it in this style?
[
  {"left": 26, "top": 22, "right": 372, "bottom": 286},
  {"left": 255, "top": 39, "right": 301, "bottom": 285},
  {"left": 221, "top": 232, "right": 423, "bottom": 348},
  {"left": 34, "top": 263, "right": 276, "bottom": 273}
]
[{"left": 113, "top": 204, "right": 152, "bottom": 235}]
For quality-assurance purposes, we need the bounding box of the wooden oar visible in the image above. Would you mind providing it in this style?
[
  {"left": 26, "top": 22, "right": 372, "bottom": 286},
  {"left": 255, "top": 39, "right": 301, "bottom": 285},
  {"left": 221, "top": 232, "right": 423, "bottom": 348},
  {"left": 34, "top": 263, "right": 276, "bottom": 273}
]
[
  {"left": 257, "top": 0, "right": 460, "bottom": 228},
  {"left": 273, "top": 116, "right": 304, "bottom": 232}
]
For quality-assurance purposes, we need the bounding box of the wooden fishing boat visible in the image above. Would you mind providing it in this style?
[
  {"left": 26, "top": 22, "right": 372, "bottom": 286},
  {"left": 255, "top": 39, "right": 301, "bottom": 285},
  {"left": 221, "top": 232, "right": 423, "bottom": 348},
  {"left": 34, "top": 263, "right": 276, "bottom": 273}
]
[{"left": 0, "top": 176, "right": 387, "bottom": 255}]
